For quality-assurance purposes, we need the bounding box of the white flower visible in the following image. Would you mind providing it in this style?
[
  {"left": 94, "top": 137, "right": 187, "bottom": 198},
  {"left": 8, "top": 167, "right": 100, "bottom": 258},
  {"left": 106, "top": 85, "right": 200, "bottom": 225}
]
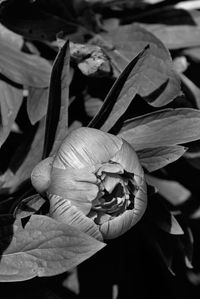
[{"left": 31, "top": 127, "right": 147, "bottom": 241}]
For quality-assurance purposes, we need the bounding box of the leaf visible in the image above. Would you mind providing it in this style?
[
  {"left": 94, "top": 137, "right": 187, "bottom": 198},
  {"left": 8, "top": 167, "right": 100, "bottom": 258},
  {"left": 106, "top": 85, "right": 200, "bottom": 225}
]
[
  {"left": 98, "top": 23, "right": 181, "bottom": 106},
  {"left": 183, "top": 47, "right": 200, "bottom": 63},
  {"left": 13, "top": 194, "right": 46, "bottom": 219},
  {"left": 180, "top": 73, "right": 200, "bottom": 109},
  {"left": 137, "top": 7, "right": 200, "bottom": 49},
  {"left": 88, "top": 45, "right": 150, "bottom": 131},
  {"left": 145, "top": 194, "right": 184, "bottom": 235},
  {"left": 0, "top": 214, "right": 105, "bottom": 281},
  {"left": 0, "top": 80, "right": 23, "bottom": 147},
  {"left": 0, "top": 37, "right": 51, "bottom": 88},
  {"left": 42, "top": 40, "right": 70, "bottom": 158},
  {"left": 137, "top": 145, "right": 187, "bottom": 172},
  {"left": 63, "top": 268, "right": 80, "bottom": 295},
  {"left": 1, "top": 118, "right": 45, "bottom": 193},
  {"left": 146, "top": 174, "right": 191, "bottom": 206},
  {"left": 141, "top": 23, "right": 200, "bottom": 50},
  {"left": 140, "top": 222, "right": 175, "bottom": 275},
  {"left": 181, "top": 226, "right": 194, "bottom": 267},
  {"left": 0, "top": 23, "right": 23, "bottom": 49},
  {"left": 27, "top": 87, "right": 49, "bottom": 125},
  {"left": 119, "top": 108, "right": 200, "bottom": 150},
  {"left": 0, "top": 2, "right": 78, "bottom": 42}
]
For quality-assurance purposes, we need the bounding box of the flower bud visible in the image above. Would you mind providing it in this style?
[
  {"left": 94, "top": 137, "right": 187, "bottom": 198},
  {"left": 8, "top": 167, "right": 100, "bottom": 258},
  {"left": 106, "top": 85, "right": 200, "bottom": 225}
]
[{"left": 31, "top": 127, "right": 147, "bottom": 241}]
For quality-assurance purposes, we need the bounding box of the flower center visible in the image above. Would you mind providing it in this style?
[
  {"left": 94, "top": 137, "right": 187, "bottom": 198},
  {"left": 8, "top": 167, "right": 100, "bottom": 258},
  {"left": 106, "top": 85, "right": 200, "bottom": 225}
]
[{"left": 91, "top": 162, "right": 138, "bottom": 222}]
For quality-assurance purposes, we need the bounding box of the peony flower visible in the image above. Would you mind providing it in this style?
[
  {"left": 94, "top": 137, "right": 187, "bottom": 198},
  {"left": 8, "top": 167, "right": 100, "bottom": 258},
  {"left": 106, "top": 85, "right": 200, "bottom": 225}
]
[{"left": 31, "top": 127, "right": 147, "bottom": 241}]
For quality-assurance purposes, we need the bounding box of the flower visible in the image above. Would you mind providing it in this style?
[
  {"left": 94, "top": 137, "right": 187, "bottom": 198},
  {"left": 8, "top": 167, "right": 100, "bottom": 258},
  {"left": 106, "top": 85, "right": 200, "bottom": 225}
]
[{"left": 31, "top": 127, "right": 147, "bottom": 241}]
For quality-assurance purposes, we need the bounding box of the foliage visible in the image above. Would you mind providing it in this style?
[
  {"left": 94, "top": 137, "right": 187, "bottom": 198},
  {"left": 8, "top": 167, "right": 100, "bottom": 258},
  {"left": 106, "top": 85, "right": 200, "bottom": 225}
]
[{"left": 1, "top": 0, "right": 200, "bottom": 298}]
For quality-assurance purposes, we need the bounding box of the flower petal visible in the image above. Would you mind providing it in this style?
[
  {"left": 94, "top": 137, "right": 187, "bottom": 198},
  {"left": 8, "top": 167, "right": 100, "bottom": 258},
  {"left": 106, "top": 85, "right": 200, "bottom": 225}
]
[
  {"left": 31, "top": 157, "right": 54, "bottom": 193},
  {"left": 111, "top": 139, "right": 144, "bottom": 185},
  {"left": 49, "top": 194, "right": 103, "bottom": 241},
  {"left": 49, "top": 167, "right": 99, "bottom": 215},
  {"left": 99, "top": 176, "right": 147, "bottom": 239},
  {"left": 53, "top": 127, "right": 123, "bottom": 169}
]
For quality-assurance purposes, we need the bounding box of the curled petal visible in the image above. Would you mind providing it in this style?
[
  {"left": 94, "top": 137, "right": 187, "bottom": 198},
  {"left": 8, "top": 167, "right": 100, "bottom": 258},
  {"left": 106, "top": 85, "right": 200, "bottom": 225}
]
[
  {"left": 111, "top": 139, "right": 144, "bottom": 185},
  {"left": 99, "top": 175, "right": 147, "bottom": 239},
  {"left": 49, "top": 194, "right": 103, "bottom": 241}
]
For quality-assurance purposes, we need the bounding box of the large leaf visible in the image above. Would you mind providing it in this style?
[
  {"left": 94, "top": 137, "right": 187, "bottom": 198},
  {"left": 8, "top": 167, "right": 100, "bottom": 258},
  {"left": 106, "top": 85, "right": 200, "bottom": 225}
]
[
  {"left": 0, "top": 37, "right": 51, "bottom": 88},
  {"left": 141, "top": 23, "right": 200, "bottom": 50},
  {"left": 0, "top": 214, "right": 105, "bottom": 281},
  {"left": 26, "top": 87, "right": 49, "bottom": 125},
  {"left": 119, "top": 108, "right": 200, "bottom": 150},
  {"left": 42, "top": 40, "right": 70, "bottom": 158},
  {"left": 88, "top": 46, "right": 150, "bottom": 131},
  {"left": 140, "top": 8, "right": 200, "bottom": 50},
  {"left": 98, "top": 23, "right": 181, "bottom": 107},
  {"left": 0, "top": 80, "right": 23, "bottom": 147},
  {"left": 137, "top": 145, "right": 187, "bottom": 172}
]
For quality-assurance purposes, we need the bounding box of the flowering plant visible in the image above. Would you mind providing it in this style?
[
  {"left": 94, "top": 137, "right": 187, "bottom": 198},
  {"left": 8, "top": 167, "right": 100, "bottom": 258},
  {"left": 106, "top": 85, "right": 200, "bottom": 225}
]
[{"left": 1, "top": 36, "right": 200, "bottom": 286}]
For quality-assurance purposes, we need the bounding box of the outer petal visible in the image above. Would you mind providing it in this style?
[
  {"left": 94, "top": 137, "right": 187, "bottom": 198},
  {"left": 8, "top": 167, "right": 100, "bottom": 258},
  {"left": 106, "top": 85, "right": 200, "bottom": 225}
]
[
  {"left": 48, "top": 167, "right": 99, "bottom": 215},
  {"left": 49, "top": 194, "right": 103, "bottom": 241},
  {"left": 31, "top": 157, "right": 54, "bottom": 193},
  {"left": 99, "top": 175, "right": 147, "bottom": 239},
  {"left": 53, "top": 127, "right": 123, "bottom": 169},
  {"left": 111, "top": 139, "right": 144, "bottom": 185}
]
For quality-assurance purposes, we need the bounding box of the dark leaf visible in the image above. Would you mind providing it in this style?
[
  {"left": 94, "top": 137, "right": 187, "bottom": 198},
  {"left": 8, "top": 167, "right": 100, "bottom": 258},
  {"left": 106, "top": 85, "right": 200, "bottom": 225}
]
[
  {"left": 1, "top": 118, "right": 45, "bottom": 193},
  {"left": 183, "top": 141, "right": 200, "bottom": 170},
  {"left": 138, "top": 145, "right": 187, "bottom": 172},
  {"left": 146, "top": 174, "right": 191, "bottom": 206},
  {"left": 0, "top": 37, "right": 51, "bottom": 88},
  {"left": 0, "top": 3, "right": 78, "bottom": 42},
  {"left": 183, "top": 47, "right": 200, "bottom": 63},
  {"left": 145, "top": 193, "right": 184, "bottom": 235},
  {"left": 180, "top": 73, "right": 200, "bottom": 109},
  {"left": 140, "top": 222, "right": 175, "bottom": 275},
  {"left": 42, "top": 40, "right": 70, "bottom": 158},
  {"left": 0, "top": 214, "right": 105, "bottom": 281},
  {"left": 181, "top": 226, "right": 194, "bottom": 267},
  {"left": 88, "top": 45, "right": 150, "bottom": 131},
  {"left": 0, "top": 81, "right": 23, "bottom": 147},
  {"left": 119, "top": 108, "right": 200, "bottom": 150},
  {"left": 13, "top": 194, "right": 46, "bottom": 219}
]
